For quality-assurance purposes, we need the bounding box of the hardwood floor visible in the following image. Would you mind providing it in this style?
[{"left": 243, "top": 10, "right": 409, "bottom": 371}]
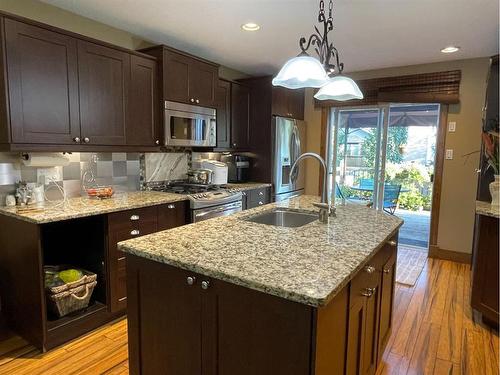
[{"left": 0, "top": 258, "right": 497, "bottom": 374}]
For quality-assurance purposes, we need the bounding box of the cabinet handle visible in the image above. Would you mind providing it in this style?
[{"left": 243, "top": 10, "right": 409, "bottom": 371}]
[
  {"left": 258, "top": 201, "right": 264, "bottom": 205},
  {"left": 73, "top": 137, "right": 80, "bottom": 143},
  {"left": 388, "top": 240, "right": 397, "bottom": 247},
  {"left": 83, "top": 137, "right": 90, "bottom": 143},
  {"left": 130, "top": 215, "right": 140, "bottom": 221},
  {"left": 361, "top": 287, "right": 375, "bottom": 297},
  {"left": 186, "top": 276, "right": 196, "bottom": 285},
  {"left": 167, "top": 204, "right": 175, "bottom": 209},
  {"left": 155, "top": 140, "right": 160, "bottom": 145},
  {"left": 118, "top": 256, "right": 126, "bottom": 261},
  {"left": 190, "top": 98, "right": 195, "bottom": 103},
  {"left": 201, "top": 280, "right": 210, "bottom": 290},
  {"left": 118, "top": 297, "right": 127, "bottom": 302},
  {"left": 383, "top": 268, "right": 391, "bottom": 274},
  {"left": 364, "top": 265, "right": 376, "bottom": 274},
  {"left": 258, "top": 191, "right": 264, "bottom": 196},
  {"left": 195, "top": 99, "right": 200, "bottom": 104},
  {"left": 233, "top": 143, "right": 237, "bottom": 147},
  {"left": 242, "top": 192, "right": 247, "bottom": 196},
  {"left": 130, "top": 229, "right": 140, "bottom": 236}
]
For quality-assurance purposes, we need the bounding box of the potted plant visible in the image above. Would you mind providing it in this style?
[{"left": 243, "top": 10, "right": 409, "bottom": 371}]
[{"left": 482, "top": 131, "right": 499, "bottom": 206}]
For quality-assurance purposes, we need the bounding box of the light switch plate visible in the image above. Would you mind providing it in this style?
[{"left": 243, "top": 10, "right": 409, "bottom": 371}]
[
  {"left": 445, "top": 149, "right": 454, "bottom": 160},
  {"left": 448, "top": 121, "right": 456, "bottom": 132}
]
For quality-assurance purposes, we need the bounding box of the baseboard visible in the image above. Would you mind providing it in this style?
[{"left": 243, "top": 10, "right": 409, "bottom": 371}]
[{"left": 428, "top": 245, "right": 471, "bottom": 264}]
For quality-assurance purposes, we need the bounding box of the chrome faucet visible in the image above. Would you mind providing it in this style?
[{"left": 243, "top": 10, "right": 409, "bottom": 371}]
[{"left": 290, "top": 152, "right": 335, "bottom": 223}]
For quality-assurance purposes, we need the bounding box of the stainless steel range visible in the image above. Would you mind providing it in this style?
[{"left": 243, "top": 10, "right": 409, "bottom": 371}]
[{"left": 150, "top": 182, "right": 243, "bottom": 222}]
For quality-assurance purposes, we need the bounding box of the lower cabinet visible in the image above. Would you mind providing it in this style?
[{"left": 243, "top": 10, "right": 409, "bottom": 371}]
[
  {"left": 126, "top": 234, "right": 399, "bottom": 375},
  {"left": 242, "top": 186, "right": 271, "bottom": 210},
  {"left": 107, "top": 202, "right": 188, "bottom": 312}
]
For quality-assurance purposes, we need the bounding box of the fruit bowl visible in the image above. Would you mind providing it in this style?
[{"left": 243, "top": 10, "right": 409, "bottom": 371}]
[{"left": 86, "top": 186, "right": 114, "bottom": 199}]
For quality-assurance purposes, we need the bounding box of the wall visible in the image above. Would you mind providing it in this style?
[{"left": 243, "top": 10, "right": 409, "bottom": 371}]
[{"left": 304, "top": 58, "right": 490, "bottom": 254}]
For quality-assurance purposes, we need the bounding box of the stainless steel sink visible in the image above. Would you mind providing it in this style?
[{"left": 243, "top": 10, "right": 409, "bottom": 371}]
[{"left": 245, "top": 208, "right": 317, "bottom": 228}]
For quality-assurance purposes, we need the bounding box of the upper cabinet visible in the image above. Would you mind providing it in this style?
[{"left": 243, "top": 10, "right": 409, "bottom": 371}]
[
  {"left": 141, "top": 45, "right": 219, "bottom": 108},
  {"left": 272, "top": 86, "right": 305, "bottom": 120},
  {"left": 0, "top": 14, "right": 160, "bottom": 150},
  {"left": 3, "top": 19, "right": 81, "bottom": 145},
  {"left": 215, "top": 79, "right": 231, "bottom": 149}
]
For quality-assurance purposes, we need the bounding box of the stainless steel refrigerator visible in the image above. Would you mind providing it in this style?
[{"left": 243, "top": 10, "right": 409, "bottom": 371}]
[{"left": 272, "top": 116, "right": 307, "bottom": 202}]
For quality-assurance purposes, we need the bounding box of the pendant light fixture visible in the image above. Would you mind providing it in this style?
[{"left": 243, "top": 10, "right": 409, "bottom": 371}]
[{"left": 272, "top": 0, "right": 363, "bottom": 101}]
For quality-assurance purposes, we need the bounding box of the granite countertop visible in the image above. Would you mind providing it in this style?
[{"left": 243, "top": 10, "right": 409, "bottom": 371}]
[
  {"left": 224, "top": 182, "right": 272, "bottom": 191},
  {"left": 118, "top": 195, "right": 403, "bottom": 307},
  {"left": 476, "top": 200, "right": 500, "bottom": 218},
  {"left": 0, "top": 191, "right": 188, "bottom": 224}
]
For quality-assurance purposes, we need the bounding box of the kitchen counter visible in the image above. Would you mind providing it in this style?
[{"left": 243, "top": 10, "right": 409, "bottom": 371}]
[
  {"left": 476, "top": 200, "right": 500, "bottom": 218},
  {"left": 224, "top": 182, "right": 272, "bottom": 191},
  {"left": 0, "top": 191, "right": 188, "bottom": 224},
  {"left": 119, "top": 195, "right": 403, "bottom": 307}
]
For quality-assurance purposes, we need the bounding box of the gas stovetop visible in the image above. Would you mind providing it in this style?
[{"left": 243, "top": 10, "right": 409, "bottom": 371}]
[{"left": 149, "top": 181, "right": 242, "bottom": 209}]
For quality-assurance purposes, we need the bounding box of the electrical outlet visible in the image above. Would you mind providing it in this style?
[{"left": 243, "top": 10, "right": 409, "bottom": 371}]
[
  {"left": 37, "top": 167, "right": 62, "bottom": 185},
  {"left": 445, "top": 149, "right": 454, "bottom": 160},
  {"left": 448, "top": 121, "right": 456, "bottom": 132}
]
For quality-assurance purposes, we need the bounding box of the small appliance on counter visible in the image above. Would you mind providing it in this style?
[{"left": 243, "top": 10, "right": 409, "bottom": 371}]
[
  {"left": 187, "top": 169, "right": 213, "bottom": 185},
  {"left": 192, "top": 159, "right": 228, "bottom": 186},
  {"left": 220, "top": 155, "right": 250, "bottom": 183}
]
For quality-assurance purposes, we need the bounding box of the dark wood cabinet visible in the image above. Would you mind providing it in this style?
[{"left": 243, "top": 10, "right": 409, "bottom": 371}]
[
  {"left": 378, "top": 247, "right": 397, "bottom": 361},
  {"left": 127, "top": 55, "right": 160, "bottom": 146},
  {"left": 157, "top": 201, "right": 189, "bottom": 231},
  {"left": 127, "top": 234, "right": 399, "bottom": 375},
  {"left": 230, "top": 82, "right": 251, "bottom": 149},
  {"left": 271, "top": 86, "right": 304, "bottom": 120},
  {"left": 471, "top": 214, "right": 499, "bottom": 327},
  {"left": 243, "top": 186, "right": 271, "bottom": 210},
  {"left": 77, "top": 41, "right": 129, "bottom": 146},
  {"left": 3, "top": 18, "right": 80, "bottom": 145},
  {"left": 215, "top": 79, "right": 231, "bottom": 148},
  {"left": 141, "top": 45, "right": 219, "bottom": 108}
]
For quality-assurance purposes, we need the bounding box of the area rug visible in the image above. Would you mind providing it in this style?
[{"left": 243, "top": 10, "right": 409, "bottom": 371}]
[{"left": 396, "top": 244, "right": 428, "bottom": 286}]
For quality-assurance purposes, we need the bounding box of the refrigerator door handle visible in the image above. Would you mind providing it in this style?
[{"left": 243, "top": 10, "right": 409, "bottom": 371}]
[{"left": 291, "top": 124, "right": 301, "bottom": 183}]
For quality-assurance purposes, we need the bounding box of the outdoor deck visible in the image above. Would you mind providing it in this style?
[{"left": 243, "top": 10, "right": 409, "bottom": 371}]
[{"left": 394, "top": 208, "right": 430, "bottom": 249}]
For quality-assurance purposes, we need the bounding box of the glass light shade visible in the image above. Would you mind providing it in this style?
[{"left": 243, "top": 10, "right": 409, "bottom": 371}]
[
  {"left": 272, "top": 55, "right": 328, "bottom": 89},
  {"left": 313, "top": 75, "right": 364, "bottom": 101}
]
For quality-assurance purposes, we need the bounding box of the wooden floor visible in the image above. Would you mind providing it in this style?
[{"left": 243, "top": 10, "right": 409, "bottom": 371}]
[{"left": 0, "top": 258, "right": 498, "bottom": 374}]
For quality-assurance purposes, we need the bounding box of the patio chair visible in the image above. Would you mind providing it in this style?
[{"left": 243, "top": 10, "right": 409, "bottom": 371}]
[
  {"left": 359, "top": 178, "right": 374, "bottom": 189},
  {"left": 366, "top": 184, "right": 402, "bottom": 214}
]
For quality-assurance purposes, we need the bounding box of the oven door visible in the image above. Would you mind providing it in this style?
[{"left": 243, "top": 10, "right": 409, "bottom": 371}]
[
  {"left": 192, "top": 201, "right": 242, "bottom": 223},
  {"left": 165, "top": 107, "right": 216, "bottom": 147}
]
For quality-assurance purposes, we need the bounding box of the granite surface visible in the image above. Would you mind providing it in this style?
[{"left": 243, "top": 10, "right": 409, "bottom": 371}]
[
  {"left": 119, "top": 196, "right": 403, "bottom": 307},
  {"left": 0, "top": 191, "right": 188, "bottom": 224},
  {"left": 224, "top": 182, "right": 272, "bottom": 191},
  {"left": 476, "top": 200, "right": 500, "bottom": 218}
]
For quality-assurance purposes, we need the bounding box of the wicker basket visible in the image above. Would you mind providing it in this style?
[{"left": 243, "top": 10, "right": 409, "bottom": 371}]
[{"left": 44, "top": 266, "right": 98, "bottom": 318}]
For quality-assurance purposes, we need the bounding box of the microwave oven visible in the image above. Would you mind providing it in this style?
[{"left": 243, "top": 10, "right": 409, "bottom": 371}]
[{"left": 164, "top": 101, "right": 216, "bottom": 147}]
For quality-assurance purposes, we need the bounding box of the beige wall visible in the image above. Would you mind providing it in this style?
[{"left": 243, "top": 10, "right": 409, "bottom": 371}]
[
  {"left": 0, "top": 0, "right": 247, "bottom": 80},
  {"left": 304, "top": 58, "right": 490, "bottom": 254}
]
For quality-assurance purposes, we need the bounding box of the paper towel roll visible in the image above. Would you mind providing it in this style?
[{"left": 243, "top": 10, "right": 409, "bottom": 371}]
[{"left": 21, "top": 153, "right": 70, "bottom": 167}]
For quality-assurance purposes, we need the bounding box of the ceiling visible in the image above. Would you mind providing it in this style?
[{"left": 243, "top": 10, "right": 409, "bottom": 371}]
[{"left": 40, "top": 0, "right": 499, "bottom": 76}]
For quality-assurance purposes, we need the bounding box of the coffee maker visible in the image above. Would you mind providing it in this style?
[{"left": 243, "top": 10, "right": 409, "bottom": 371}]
[{"left": 220, "top": 155, "right": 250, "bottom": 183}]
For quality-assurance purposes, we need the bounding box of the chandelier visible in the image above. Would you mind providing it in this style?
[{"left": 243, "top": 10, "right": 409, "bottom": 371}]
[{"left": 272, "top": 0, "right": 363, "bottom": 101}]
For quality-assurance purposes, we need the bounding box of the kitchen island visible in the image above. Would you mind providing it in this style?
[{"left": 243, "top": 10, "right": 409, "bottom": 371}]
[{"left": 119, "top": 196, "right": 403, "bottom": 375}]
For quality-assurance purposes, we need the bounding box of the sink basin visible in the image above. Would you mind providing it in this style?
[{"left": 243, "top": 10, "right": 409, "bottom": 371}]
[{"left": 245, "top": 208, "right": 317, "bottom": 228}]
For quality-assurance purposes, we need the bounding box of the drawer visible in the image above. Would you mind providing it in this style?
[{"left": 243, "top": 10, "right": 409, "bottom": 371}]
[
  {"left": 247, "top": 187, "right": 271, "bottom": 208},
  {"left": 110, "top": 221, "right": 157, "bottom": 261},
  {"left": 157, "top": 201, "right": 188, "bottom": 229},
  {"left": 108, "top": 206, "right": 158, "bottom": 232},
  {"left": 350, "top": 262, "right": 379, "bottom": 309}
]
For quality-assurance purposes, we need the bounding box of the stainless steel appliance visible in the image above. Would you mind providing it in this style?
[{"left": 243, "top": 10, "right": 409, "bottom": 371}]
[
  {"left": 272, "top": 116, "right": 307, "bottom": 201},
  {"left": 164, "top": 101, "right": 216, "bottom": 147},
  {"left": 221, "top": 155, "right": 250, "bottom": 183},
  {"left": 187, "top": 169, "right": 213, "bottom": 185},
  {"left": 151, "top": 182, "right": 242, "bottom": 223}
]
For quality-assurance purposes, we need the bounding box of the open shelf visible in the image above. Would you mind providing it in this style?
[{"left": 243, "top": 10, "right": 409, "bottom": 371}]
[{"left": 46, "top": 301, "right": 106, "bottom": 331}]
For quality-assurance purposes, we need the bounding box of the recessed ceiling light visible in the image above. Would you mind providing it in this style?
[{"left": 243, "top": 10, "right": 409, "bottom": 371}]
[
  {"left": 441, "top": 46, "right": 460, "bottom": 54},
  {"left": 241, "top": 22, "right": 260, "bottom": 32}
]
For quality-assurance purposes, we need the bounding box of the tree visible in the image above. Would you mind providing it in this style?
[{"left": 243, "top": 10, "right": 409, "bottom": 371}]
[{"left": 361, "top": 127, "right": 408, "bottom": 166}]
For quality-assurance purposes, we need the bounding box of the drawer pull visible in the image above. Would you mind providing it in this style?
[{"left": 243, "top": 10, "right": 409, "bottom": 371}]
[
  {"left": 130, "top": 229, "right": 140, "bottom": 236},
  {"left": 383, "top": 268, "right": 391, "bottom": 274},
  {"left": 201, "top": 280, "right": 210, "bottom": 290},
  {"left": 364, "top": 265, "right": 376, "bottom": 274},
  {"left": 242, "top": 192, "right": 247, "bottom": 196},
  {"left": 388, "top": 240, "right": 397, "bottom": 247},
  {"left": 186, "top": 276, "right": 196, "bottom": 286},
  {"left": 118, "top": 297, "right": 127, "bottom": 302},
  {"left": 258, "top": 191, "right": 264, "bottom": 196},
  {"left": 361, "top": 287, "right": 375, "bottom": 297},
  {"left": 118, "top": 256, "right": 126, "bottom": 261},
  {"left": 258, "top": 201, "right": 264, "bottom": 205},
  {"left": 167, "top": 204, "right": 175, "bottom": 209},
  {"left": 130, "top": 215, "right": 140, "bottom": 221}
]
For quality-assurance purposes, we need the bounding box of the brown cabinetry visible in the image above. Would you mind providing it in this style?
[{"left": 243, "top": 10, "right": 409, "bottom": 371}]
[
  {"left": 272, "top": 86, "right": 305, "bottom": 120},
  {"left": 215, "top": 79, "right": 231, "bottom": 148},
  {"left": 0, "top": 12, "right": 159, "bottom": 151},
  {"left": 242, "top": 186, "right": 271, "bottom": 210},
  {"left": 141, "top": 45, "right": 218, "bottom": 108}
]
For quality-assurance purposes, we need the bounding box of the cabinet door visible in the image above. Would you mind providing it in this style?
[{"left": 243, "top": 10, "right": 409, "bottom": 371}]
[
  {"left": 363, "top": 283, "right": 381, "bottom": 375},
  {"left": 215, "top": 80, "right": 231, "bottom": 148},
  {"left": 272, "top": 86, "right": 289, "bottom": 117},
  {"left": 288, "top": 88, "right": 305, "bottom": 120},
  {"left": 127, "top": 257, "right": 202, "bottom": 375},
  {"left": 157, "top": 201, "right": 189, "bottom": 230},
  {"left": 231, "top": 82, "right": 250, "bottom": 149},
  {"left": 127, "top": 55, "right": 159, "bottom": 146},
  {"left": 378, "top": 248, "right": 396, "bottom": 361},
  {"left": 346, "top": 296, "right": 367, "bottom": 375},
  {"left": 190, "top": 60, "right": 217, "bottom": 107},
  {"left": 78, "top": 41, "right": 129, "bottom": 145},
  {"left": 4, "top": 19, "right": 80, "bottom": 144},
  {"left": 163, "top": 50, "right": 190, "bottom": 104},
  {"left": 247, "top": 187, "right": 271, "bottom": 209}
]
